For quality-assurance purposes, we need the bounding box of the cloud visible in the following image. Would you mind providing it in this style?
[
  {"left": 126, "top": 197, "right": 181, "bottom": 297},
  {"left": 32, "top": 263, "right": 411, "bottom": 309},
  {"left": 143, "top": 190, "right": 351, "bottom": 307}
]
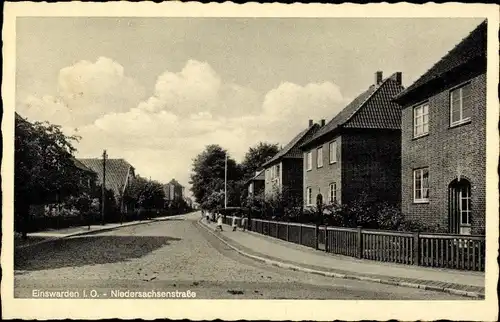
[
  {"left": 138, "top": 60, "right": 261, "bottom": 118},
  {"left": 17, "top": 57, "right": 145, "bottom": 126},
  {"left": 18, "top": 59, "right": 348, "bottom": 191}
]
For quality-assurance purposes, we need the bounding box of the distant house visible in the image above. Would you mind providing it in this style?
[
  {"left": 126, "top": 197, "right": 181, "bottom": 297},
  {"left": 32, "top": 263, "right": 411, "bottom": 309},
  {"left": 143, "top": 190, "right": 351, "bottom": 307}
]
[
  {"left": 262, "top": 120, "right": 321, "bottom": 208},
  {"left": 394, "top": 21, "right": 486, "bottom": 235},
  {"left": 78, "top": 158, "right": 136, "bottom": 213},
  {"left": 164, "top": 179, "right": 184, "bottom": 202},
  {"left": 300, "top": 71, "right": 404, "bottom": 208},
  {"left": 72, "top": 158, "right": 98, "bottom": 192},
  {"left": 245, "top": 169, "right": 265, "bottom": 198}
]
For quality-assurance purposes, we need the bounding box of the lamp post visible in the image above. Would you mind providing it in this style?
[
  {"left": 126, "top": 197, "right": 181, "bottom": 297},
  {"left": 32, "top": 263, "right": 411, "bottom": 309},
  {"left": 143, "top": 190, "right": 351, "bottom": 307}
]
[
  {"left": 224, "top": 152, "right": 228, "bottom": 209},
  {"left": 101, "top": 149, "right": 107, "bottom": 225}
]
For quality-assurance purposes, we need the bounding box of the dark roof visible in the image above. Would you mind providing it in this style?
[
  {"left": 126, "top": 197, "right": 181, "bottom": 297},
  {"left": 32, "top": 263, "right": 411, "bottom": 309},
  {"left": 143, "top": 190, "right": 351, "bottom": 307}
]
[
  {"left": 245, "top": 169, "right": 265, "bottom": 185},
  {"left": 72, "top": 158, "right": 95, "bottom": 173},
  {"left": 78, "top": 158, "right": 134, "bottom": 197},
  {"left": 395, "top": 20, "right": 487, "bottom": 102},
  {"left": 302, "top": 74, "right": 404, "bottom": 149},
  {"left": 168, "top": 179, "right": 183, "bottom": 187},
  {"left": 262, "top": 124, "right": 320, "bottom": 167}
]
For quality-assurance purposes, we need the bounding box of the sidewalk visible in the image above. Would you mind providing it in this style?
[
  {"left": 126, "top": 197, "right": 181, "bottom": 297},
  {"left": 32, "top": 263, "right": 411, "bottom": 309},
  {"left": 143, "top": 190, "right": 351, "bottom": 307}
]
[
  {"left": 15, "top": 214, "right": 187, "bottom": 249},
  {"left": 199, "top": 220, "right": 485, "bottom": 298}
]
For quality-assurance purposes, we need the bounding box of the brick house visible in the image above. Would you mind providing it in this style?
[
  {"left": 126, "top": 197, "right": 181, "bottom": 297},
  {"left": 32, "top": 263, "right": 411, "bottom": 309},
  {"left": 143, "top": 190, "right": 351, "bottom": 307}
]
[
  {"left": 164, "top": 179, "right": 185, "bottom": 202},
  {"left": 262, "top": 120, "right": 321, "bottom": 208},
  {"left": 393, "top": 21, "right": 487, "bottom": 235},
  {"left": 300, "top": 71, "right": 404, "bottom": 208}
]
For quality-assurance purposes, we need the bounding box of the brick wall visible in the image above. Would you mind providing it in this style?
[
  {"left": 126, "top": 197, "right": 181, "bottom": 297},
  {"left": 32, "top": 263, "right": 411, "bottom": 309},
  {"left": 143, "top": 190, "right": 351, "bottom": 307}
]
[
  {"left": 401, "top": 72, "right": 486, "bottom": 234},
  {"left": 303, "top": 135, "right": 343, "bottom": 206},
  {"left": 341, "top": 129, "right": 401, "bottom": 206}
]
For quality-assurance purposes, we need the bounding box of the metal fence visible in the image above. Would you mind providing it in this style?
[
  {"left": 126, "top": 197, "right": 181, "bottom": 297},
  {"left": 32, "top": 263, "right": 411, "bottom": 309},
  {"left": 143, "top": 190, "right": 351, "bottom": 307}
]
[{"left": 224, "top": 216, "right": 485, "bottom": 272}]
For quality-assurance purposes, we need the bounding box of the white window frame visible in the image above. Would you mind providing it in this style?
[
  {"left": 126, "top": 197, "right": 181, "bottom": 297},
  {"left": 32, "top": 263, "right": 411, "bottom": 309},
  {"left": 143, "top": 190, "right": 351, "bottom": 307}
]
[
  {"left": 317, "top": 147, "right": 323, "bottom": 168},
  {"left": 450, "top": 83, "right": 472, "bottom": 127},
  {"left": 329, "top": 140, "right": 337, "bottom": 164},
  {"left": 329, "top": 182, "right": 337, "bottom": 204},
  {"left": 306, "top": 151, "right": 312, "bottom": 171},
  {"left": 306, "top": 187, "right": 312, "bottom": 206},
  {"left": 413, "top": 167, "right": 429, "bottom": 203},
  {"left": 413, "top": 103, "right": 429, "bottom": 138},
  {"left": 460, "top": 187, "right": 471, "bottom": 226}
]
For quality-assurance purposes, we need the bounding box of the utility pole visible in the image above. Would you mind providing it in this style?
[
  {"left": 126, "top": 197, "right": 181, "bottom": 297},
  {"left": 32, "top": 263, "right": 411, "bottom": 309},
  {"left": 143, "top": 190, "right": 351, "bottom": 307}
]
[
  {"left": 224, "top": 152, "right": 228, "bottom": 209},
  {"left": 101, "top": 149, "right": 107, "bottom": 225}
]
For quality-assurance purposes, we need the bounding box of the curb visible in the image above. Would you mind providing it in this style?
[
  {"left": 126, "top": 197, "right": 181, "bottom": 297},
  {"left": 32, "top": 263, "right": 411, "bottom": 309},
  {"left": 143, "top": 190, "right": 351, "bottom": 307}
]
[
  {"left": 15, "top": 215, "right": 182, "bottom": 250},
  {"left": 197, "top": 219, "right": 484, "bottom": 299}
]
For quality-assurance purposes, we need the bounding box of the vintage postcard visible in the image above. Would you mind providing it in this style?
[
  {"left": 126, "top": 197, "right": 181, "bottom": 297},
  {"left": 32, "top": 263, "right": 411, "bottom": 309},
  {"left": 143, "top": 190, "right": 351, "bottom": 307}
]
[{"left": 2, "top": 2, "right": 499, "bottom": 321}]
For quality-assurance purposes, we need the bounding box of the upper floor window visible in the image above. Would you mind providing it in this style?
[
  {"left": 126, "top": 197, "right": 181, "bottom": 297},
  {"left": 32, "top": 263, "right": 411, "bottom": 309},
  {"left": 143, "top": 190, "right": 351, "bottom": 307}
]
[
  {"left": 306, "top": 151, "right": 312, "bottom": 171},
  {"left": 329, "top": 182, "right": 337, "bottom": 204},
  {"left": 317, "top": 147, "right": 323, "bottom": 168},
  {"left": 450, "top": 83, "right": 472, "bottom": 126},
  {"left": 413, "top": 103, "right": 429, "bottom": 138},
  {"left": 329, "top": 140, "right": 337, "bottom": 163},
  {"left": 306, "top": 187, "right": 312, "bottom": 206},
  {"left": 413, "top": 167, "right": 429, "bottom": 203}
]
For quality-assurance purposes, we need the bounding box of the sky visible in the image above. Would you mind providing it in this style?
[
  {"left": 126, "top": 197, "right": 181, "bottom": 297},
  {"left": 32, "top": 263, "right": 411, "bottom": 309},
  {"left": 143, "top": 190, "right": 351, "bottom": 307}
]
[{"left": 15, "top": 17, "right": 484, "bottom": 197}]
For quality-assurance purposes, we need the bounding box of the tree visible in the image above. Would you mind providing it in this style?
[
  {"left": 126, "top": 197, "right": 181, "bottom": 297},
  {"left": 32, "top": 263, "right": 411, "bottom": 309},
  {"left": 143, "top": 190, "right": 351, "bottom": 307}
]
[
  {"left": 240, "top": 142, "right": 280, "bottom": 181},
  {"left": 190, "top": 144, "right": 242, "bottom": 207},
  {"left": 15, "top": 114, "right": 88, "bottom": 238},
  {"left": 125, "top": 176, "right": 165, "bottom": 214}
]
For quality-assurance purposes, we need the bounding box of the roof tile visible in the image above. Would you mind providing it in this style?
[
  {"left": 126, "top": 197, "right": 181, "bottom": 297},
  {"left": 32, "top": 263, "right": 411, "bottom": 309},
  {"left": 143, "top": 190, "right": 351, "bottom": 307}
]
[
  {"left": 395, "top": 20, "right": 486, "bottom": 100},
  {"left": 78, "top": 158, "right": 134, "bottom": 197}
]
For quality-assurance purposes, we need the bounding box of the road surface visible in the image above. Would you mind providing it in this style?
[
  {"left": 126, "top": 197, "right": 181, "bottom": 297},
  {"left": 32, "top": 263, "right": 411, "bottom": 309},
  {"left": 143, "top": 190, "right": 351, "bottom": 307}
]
[{"left": 14, "top": 213, "right": 469, "bottom": 300}]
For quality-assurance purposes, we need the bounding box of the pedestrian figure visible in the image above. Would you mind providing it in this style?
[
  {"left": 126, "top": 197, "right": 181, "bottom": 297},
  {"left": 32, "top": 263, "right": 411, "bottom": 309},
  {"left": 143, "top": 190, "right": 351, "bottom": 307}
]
[
  {"left": 241, "top": 215, "right": 247, "bottom": 232},
  {"left": 216, "top": 213, "right": 223, "bottom": 232},
  {"left": 231, "top": 216, "right": 237, "bottom": 231}
]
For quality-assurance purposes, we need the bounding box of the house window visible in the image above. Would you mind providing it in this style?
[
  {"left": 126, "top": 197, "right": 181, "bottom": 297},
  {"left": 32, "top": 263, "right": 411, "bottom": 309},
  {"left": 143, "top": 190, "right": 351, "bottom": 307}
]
[
  {"left": 306, "top": 187, "right": 312, "bottom": 205},
  {"left": 306, "top": 151, "right": 312, "bottom": 171},
  {"left": 329, "top": 183, "right": 337, "bottom": 204},
  {"left": 450, "top": 84, "right": 472, "bottom": 126},
  {"left": 460, "top": 185, "right": 471, "bottom": 227},
  {"left": 317, "top": 147, "right": 323, "bottom": 168},
  {"left": 413, "top": 168, "right": 429, "bottom": 203},
  {"left": 413, "top": 103, "right": 429, "bottom": 138},
  {"left": 329, "top": 141, "right": 337, "bottom": 163}
]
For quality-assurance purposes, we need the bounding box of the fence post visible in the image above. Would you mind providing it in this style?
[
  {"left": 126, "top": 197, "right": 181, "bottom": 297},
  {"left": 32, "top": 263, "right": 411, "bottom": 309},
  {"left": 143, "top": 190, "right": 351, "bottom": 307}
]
[
  {"left": 286, "top": 222, "right": 290, "bottom": 242},
  {"left": 324, "top": 225, "right": 328, "bottom": 252},
  {"left": 299, "top": 224, "right": 303, "bottom": 245},
  {"left": 315, "top": 224, "right": 319, "bottom": 250},
  {"left": 275, "top": 221, "right": 279, "bottom": 238},
  {"left": 413, "top": 231, "right": 420, "bottom": 266},
  {"left": 357, "top": 226, "right": 363, "bottom": 259}
]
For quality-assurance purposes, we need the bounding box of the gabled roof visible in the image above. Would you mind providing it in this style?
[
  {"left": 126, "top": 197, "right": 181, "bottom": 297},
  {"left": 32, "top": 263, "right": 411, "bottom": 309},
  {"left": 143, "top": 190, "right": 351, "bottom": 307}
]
[
  {"left": 301, "top": 73, "right": 404, "bottom": 149},
  {"left": 245, "top": 169, "right": 265, "bottom": 185},
  {"left": 72, "top": 158, "right": 95, "bottom": 173},
  {"left": 262, "top": 124, "right": 320, "bottom": 168},
  {"left": 395, "top": 20, "right": 487, "bottom": 103},
  {"left": 78, "top": 158, "right": 134, "bottom": 197},
  {"left": 167, "top": 179, "right": 183, "bottom": 188}
]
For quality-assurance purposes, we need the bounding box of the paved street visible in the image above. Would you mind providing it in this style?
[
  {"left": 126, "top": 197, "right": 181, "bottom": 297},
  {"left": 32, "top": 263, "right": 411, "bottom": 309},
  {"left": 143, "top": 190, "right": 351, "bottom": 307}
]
[{"left": 14, "top": 213, "right": 469, "bottom": 300}]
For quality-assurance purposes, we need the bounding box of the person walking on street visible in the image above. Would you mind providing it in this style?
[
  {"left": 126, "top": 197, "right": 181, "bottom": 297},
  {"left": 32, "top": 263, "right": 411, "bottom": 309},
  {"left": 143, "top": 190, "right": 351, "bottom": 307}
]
[
  {"left": 241, "top": 214, "right": 247, "bottom": 232},
  {"left": 216, "top": 213, "right": 223, "bottom": 232},
  {"left": 231, "top": 215, "right": 237, "bottom": 231}
]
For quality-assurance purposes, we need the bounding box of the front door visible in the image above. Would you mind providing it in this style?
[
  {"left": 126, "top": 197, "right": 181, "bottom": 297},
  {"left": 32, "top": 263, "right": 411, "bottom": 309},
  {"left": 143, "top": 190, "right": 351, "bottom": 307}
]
[{"left": 448, "top": 179, "right": 471, "bottom": 235}]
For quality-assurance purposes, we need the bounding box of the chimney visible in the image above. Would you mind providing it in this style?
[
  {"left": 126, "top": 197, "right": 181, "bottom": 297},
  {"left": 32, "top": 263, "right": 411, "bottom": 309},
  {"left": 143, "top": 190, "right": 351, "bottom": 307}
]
[
  {"left": 308, "top": 119, "right": 313, "bottom": 127},
  {"left": 393, "top": 72, "right": 402, "bottom": 85},
  {"left": 320, "top": 119, "right": 325, "bottom": 127},
  {"left": 375, "top": 71, "right": 383, "bottom": 85}
]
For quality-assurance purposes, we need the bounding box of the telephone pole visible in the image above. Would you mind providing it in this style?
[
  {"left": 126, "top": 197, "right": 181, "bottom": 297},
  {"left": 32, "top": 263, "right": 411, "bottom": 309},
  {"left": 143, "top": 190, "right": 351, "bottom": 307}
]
[
  {"left": 224, "top": 152, "right": 228, "bottom": 209},
  {"left": 101, "top": 149, "right": 107, "bottom": 225}
]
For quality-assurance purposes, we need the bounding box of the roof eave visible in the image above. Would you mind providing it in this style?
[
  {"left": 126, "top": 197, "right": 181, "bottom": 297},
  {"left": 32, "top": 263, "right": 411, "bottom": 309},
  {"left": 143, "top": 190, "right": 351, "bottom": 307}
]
[
  {"left": 394, "top": 56, "right": 486, "bottom": 106},
  {"left": 300, "top": 125, "right": 343, "bottom": 150}
]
